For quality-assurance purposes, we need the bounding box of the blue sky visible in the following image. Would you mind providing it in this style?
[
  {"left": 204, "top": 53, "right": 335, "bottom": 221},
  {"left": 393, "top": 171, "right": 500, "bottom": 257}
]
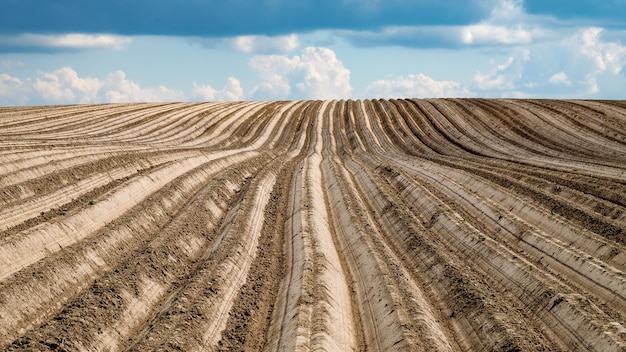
[{"left": 1, "top": 0, "right": 625, "bottom": 105}]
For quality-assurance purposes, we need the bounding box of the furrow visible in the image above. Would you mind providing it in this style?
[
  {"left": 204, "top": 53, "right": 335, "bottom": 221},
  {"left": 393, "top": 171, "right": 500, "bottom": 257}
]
[
  {"left": 7, "top": 156, "right": 265, "bottom": 351},
  {"left": 0, "top": 150, "right": 258, "bottom": 281}
]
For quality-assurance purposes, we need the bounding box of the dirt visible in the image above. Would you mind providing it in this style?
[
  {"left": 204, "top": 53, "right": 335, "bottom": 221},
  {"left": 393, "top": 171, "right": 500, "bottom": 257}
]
[{"left": 1, "top": 99, "right": 626, "bottom": 351}]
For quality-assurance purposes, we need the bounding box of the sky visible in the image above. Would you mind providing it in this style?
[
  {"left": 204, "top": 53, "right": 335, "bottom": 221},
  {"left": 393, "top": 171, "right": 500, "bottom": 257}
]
[{"left": 0, "top": 0, "right": 625, "bottom": 105}]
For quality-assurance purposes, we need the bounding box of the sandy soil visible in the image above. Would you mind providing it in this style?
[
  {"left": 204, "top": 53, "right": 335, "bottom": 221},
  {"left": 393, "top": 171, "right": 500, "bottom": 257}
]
[{"left": 1, "top": 99, "right": 626, "bottom": 351}]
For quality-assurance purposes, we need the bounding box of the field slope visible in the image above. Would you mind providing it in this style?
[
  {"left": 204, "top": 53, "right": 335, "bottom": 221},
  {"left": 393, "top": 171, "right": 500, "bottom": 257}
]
[{"left": 1, "top": 99, "right": 626, "bottom": 351}]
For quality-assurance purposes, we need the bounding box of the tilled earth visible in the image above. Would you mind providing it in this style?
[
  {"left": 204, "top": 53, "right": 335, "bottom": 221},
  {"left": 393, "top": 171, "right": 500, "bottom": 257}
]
[{"left": 1, "top": 99, "right": 626, "bottom": 351}]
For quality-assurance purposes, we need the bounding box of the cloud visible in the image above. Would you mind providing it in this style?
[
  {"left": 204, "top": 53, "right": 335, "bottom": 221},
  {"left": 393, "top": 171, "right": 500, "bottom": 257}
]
[
  {"left": 579, "top": 27, "right": 626, "bottom": 74},
  {"left": 192, "top": 77, "right": 244, "bottom": 101},
  {"left": 549, "top": 72, "right": 571, "bottom": 85},
  {"left": 249, "top": 46, "right": 352, "bottom": 100},
  {"left": 473, "top": 57, "right": 519, "bottom": 90},
  {"left": 0, "top": 67, "right": 184, "bottom": 105},
  {"left": 0, "top": 73, "right": 30, "bottom": 105},
  {"left": 339, "top": 0, "right": 543, "bottom": 49},
  {"left": 0, "top": 33, "right": 132, "bottom": 52},
  {"left": 191, "top": 33, "right": 300, "bottom": 54},
  {"left": 33, "top": 67, "right": 101, "bottom": 104},
  {"left": 230, "top": 34, "right": 299, "bottom": 53},
  {"left": 460, "top": 24, "right": 533, "bottom": 45},
  {"left": 102, "top": 71, "right": 185, "bottom": 103},
  {"left": 0, "top": 1, "right": 492, "bottom": 37},
  {"left": 365, "top": 74, "right": 473, "bottom": 98},
  {"left": 523, "top": 0, "right": 626, "bottom": 24}
]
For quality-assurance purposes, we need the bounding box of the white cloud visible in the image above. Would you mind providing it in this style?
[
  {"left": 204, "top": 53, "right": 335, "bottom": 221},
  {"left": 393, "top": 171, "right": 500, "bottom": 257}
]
[
  {"left": 33, "top": 67, "right": 101, "bottom": 104},
  {"left": 102, "top": 71, "right": 185, "bottom": 103},
  {"left": 192, "top": 77, "right": 244, "bottom": 101},
  {"left": 461, "top": 24, "right": 533, "bottom": 45},
  {"left": 549, "top": 71, "right": 571, "bottom": 85},
  {"left": 230, "top": 34, "right": 299, "bottom": 54},
  {"left": 365, "top": 73, "right": 473, "bottom": 98},
  {"left": 473, "top": 57, "right": 520, "bottom": 90},
  {"left": 0, "top": 33, "right": 132, "bottom": 50},
  {"left": 249, "top": 46, "right": 352, "bottom": 100},
  {"left": 579, "top": 27, "right": 626, "bottom": 74},
  {"left": 0, "top": 67, "right": 184, "bottom": 105},
  {"left": 0, "top": 73, "right": 30, "bottom": 105},
  {"left": 545, "top": 27, "right": 626, "bottom": 95},
  {"left": 459, "top": 0, "right": 539, "bottom": 46}
]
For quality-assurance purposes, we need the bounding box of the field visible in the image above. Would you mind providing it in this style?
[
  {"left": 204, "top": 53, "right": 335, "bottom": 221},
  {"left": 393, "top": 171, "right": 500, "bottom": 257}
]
[{"left": 1, "top": 99, "right": 625, "bottom": 351}]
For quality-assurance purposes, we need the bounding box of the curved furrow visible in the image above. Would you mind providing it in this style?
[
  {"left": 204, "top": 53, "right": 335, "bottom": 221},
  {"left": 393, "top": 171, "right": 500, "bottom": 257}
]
[
  {"left": 0, "top": 99, "right": 625, "bottom": 351},
  {"left": 436, "top": 99, "right": 626, "bottom": 179},
  {"left": 0, "top": 149, "right": 208, "bottom": 232},
  {"left": 76, "top": 103, "right": 205, "bottom": 143},
  {"left": 0, "top": 149, "right": 260, "bottom": 281},
  {"left": 213, "top": 101, "right": 314, "bottom": 352},
  {"left": 328, "top": 100, "right": 455, "bottom": 351},
  {"left": 505, "top": 99, "right": 626, "bottom": 159},
  {"left": 0, "top": 146, "right": 151, "bottom": 182},
  {"left": 1, "top": 104, "right": 173, "bottom": 138},
  {"left": 128, "top": 102, "right": 308, "bottom": 351},
  {"left": 102, "top": 103, "right": 222, "bottom": 145},
  {"left": 340, "top": 101, "right": 544, "bottom": 350},
  {"left": 473, "top": 99, "right": 619, "bottom": 163},
  {"left": 530, "top": 100, "right": 626, "bottom": 146},
  {"left": 374, "top": 100, "right": 626, "bottom": 244},
  {"left": 0, "top": 149, "right": 264, "bottom": 349},
  {"left": 6, "top": 154, "right": 270, "bottom": 351},
  {"left": 55, "top": 104, "right": 195, "bottom": 141},
  {"left": 0, "top": 104, "right": 141, "bottom": 132},
  {"left": 428, "top": 99, "right": 558, "bottom": 159},
  {"left": 0, "top": 105, "right": 87, "bottom": 128},
  {"left": 407, "top": 160, "right": 626, "bottom": 306},
  {"left": 265, "top": 101, "right": 359, "bottom": 352},
  {"left": 572, "top": 100, "right": 626, "bottom": 130},
  {"left": 368, "top": 99, "right": 623, "bottom": 347},
  {"left": 131, "top": 103, "right": 234, "bottom": 146}
]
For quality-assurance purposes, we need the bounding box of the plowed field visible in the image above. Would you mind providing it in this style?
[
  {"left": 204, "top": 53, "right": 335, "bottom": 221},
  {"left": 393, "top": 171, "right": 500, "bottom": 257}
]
[{"left": 1, "top": 99, "right": 626, "bottom": 351}]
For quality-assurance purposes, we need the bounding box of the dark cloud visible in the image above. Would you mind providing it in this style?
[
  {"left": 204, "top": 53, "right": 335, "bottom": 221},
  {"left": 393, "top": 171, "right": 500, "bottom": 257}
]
[
  {"left": 0, "top": 0, "right": 491, "bottom": 36},
  {"left": 524, "top": 0, "right": 626, "bottom": 25}
]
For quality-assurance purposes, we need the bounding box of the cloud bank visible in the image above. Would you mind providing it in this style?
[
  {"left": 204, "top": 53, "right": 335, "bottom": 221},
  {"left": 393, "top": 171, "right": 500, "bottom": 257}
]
[
  {"left": 0, "top": 0, "right": 494, "bottom": 37},
  {"left": 0, "top": 67, "right": 184, "bottom": 106}
]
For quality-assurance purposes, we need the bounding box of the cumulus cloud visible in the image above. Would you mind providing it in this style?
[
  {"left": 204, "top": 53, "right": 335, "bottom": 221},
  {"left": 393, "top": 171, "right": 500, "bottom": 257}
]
[
  {"left": 473, "top": 57, "right": 519, "bottom": 90},
  {"left": 0, "top": 73, "right": 30, "bottom": 105},
  {"left": 549, "top": 71, "right": 571, "bottom": 85},
  {"left": 459, "top": 0, "right": 541, "bottom": 46},
  {"left": 541, "top": 27, "right": 626, "bottom": 95},
  {"left": 579, "top": 27, "right": 626, "bottom": 74},
  {"left": 249, "top": 46, "right": 352, "bottom": 100},
  {"left": 365, "top": 74, "right": 473, "bottom": 98},
  {"left": 576, "top": 27, "right": 626, "bottom": 94},
  {"left": 102, "top": 71, "right": 185, "bottom": 103},
  {"left": 33, "top": 67, "right": 101, "bottom": 104},
  {"left": 0, "top": 33, "right": 132, "bottom": 52},
  {"left": 192, "top": 77, "right": 244, "bottom": 101},
  {"left": 0, "top": 67, "right": 184, "bottom": 105}
]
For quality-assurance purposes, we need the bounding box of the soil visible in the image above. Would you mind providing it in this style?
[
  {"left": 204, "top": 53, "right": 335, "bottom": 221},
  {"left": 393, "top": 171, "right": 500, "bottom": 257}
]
[{"left": 1, "top": 99, "right": 626, "bottom": 351}]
